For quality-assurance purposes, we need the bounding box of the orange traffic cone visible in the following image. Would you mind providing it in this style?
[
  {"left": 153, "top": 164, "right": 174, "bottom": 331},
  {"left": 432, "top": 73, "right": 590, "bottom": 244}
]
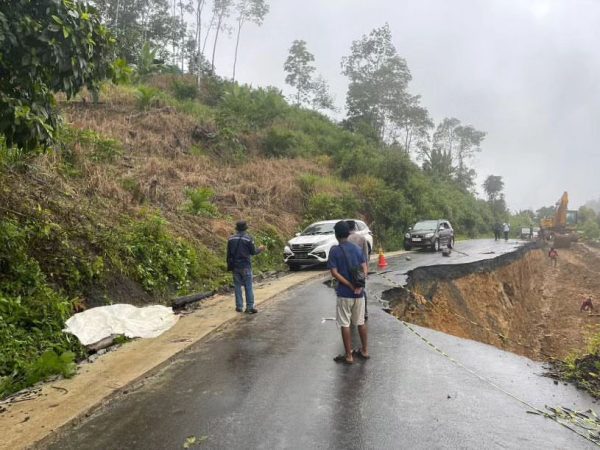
[{"left": 378, "top": 248, "right": 388, "bottom": 269}]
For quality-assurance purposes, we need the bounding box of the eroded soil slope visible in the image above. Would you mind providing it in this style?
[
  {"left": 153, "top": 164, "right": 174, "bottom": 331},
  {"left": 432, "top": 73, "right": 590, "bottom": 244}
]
[{"left": 389, "top": 244, "right": 600, "bottom": 361}]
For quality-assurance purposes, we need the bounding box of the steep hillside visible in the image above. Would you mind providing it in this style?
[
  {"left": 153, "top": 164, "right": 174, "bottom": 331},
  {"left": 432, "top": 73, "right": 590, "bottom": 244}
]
[{"left": 0, "top": 75, "right": 496, "bottom": 397}]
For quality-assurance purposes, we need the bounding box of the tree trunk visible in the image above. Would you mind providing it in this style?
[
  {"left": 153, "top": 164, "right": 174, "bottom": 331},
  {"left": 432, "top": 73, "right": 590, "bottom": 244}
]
[
  {"left": 202, "top": 11, "right": 216, "bottom": 54},
  {"left": 180, "top": 2, "right": 185, "bottom": 73},
  {"left": 172, "top": 0, "right": 177, "bottom": 66},
  {"left": 232, "top": 17, "right": 244, "bottom": 81},
  {"left": 211, "top": 13, "right": 224, "bottom": 72},
  {"left": 114, "top": 0, "right": 121, "bottom": 29},
  {"left": 196, "top": 0, "right": 204, "bottom": 85}
]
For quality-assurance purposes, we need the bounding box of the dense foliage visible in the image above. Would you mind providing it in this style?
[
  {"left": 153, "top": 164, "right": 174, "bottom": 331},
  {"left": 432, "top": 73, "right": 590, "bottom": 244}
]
[
  {"left": 0, "top": 0, "right": 115, "bottom": 151},
  {"left": 165, "top": 75, "right": 498, "bottom": 243}
]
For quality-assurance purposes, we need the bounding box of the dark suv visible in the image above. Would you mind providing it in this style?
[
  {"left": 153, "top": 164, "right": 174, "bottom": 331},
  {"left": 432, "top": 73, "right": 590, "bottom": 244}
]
[{"left": 404, "top": 219, "right": 454, "bottom": 251}]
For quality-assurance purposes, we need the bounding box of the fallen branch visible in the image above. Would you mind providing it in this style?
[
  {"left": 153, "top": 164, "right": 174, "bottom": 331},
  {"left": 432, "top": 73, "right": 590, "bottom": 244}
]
[{"left": 171, "top": 291, "right": 215, "bottom": 310}]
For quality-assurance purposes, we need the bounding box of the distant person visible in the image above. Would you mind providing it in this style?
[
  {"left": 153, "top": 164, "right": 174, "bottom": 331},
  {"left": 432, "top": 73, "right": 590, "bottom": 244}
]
[
  {"left": 328, "top": 221, "right": 369, "bottom": 364},
  {"left": 226, "top": 221, "right": 265, "bottom": 313},
  {"left": 347, "top": 220, "right": 370, "bottom": 322},
  {"left": 548, "top": 247, "right": 558, "bottom": 267},
  {"left": 581, "top": 296, "right": 594, "bottom": 313},
  {"left": 503, "top": 223, "right": 510, "bottom": 241},
  {"left": 529, "top": 226, "right": 534, "bottom": 240},
  {"left": 494, "top": 223, "right": 501, "bottom": 241}
]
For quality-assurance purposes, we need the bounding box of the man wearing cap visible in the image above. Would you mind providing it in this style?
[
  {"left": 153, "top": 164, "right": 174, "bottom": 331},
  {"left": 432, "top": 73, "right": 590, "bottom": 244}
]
[
  {"left": 227, "top": 221, "right": 265, "bottom": 314},
  {"left": 327, "top": 220, "right": 369, "bottom": 364}
]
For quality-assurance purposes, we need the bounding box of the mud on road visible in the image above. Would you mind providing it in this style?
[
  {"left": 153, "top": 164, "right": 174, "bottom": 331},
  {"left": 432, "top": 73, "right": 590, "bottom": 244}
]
[{"left": 387, "top": 243, "right": 600, "bottom": 361}]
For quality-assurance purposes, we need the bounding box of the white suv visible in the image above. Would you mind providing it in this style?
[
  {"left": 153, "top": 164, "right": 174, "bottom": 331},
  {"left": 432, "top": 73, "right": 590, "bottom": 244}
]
[{"left": 284, "top": 219, "right": 373, "bottom": 271}]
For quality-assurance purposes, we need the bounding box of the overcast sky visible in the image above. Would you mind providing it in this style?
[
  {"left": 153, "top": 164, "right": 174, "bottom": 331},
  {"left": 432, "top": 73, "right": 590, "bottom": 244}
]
[{"left": 210, "top": 0, "right": 599, "bottom": 211}]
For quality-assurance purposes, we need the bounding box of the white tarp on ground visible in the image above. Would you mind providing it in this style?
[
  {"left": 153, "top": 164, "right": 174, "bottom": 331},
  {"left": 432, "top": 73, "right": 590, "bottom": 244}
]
[{"left": 64, "top": 304, "right": 179, "bottom": 346}]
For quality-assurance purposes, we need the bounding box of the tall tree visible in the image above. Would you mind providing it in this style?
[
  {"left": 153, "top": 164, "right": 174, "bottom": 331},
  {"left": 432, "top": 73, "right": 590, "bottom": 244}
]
[
  {"left": 454, "top": 124, "right": 486, "bottom": 174},
  {"left": 310, "top": 76, "right": 335, "bottom": 111},
  {"left": 232, "top": 0, "right": 269, "bottom": 80},
  {"left": 192, "top": 0, "right": 207, "bottom": 83},
  {"left": 284, "top": 40, "right": 315, "bottom": 105},
  {"left": 284, "top": 40, "right": 334, "bottom": 111},
  {"left": 178, "top": 1, "right": 194, "bottom": 71},
  {"left": 341, "top": 24, "right": 412, "bottom": 141},
  {"left": 0, "top": 0, "right": 114, "bottom": 151},
  {"left": 210, "top": 0, "right": 233, "bottom": 72},
  {"left": 421, "top": 147, "right": 454, "bottom": 181},
  {"left": 483, "top": 175, "right": 504, "bottom": 202},
  {"left": 95, "top": 0, "right": 178, "bottom": 63},
  {"left": 395, "top": 95, "right": 433, "bottom": 155},
  {"left": 418, "top": 117, "right": 485, "bottom": 190}
]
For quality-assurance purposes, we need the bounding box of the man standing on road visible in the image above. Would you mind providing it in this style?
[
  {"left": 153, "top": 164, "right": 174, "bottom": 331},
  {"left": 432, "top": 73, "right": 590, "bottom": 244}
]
[
  {"left": 347, "top": 220, "right": 369, "bottom": 321},
  {"left": 503, "top": 222, "right": 510, "bottom": 241},
  {"left": 328, "top": 221, "right": 369, "bottom": 365},
  {"left": 227, "top": 221, "right": 265, "bottom": 314},
  {"left": 494, "top": 222, "right": 501, "bottom": 241}
]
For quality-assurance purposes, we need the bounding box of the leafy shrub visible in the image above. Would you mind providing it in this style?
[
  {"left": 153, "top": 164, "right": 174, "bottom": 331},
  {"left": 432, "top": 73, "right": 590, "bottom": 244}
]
[
  {"left": 171, "top": 79, "right": 199, "bottom": 101},
  {"left": 25, "top": 350, "right": 76, "bottom": 385},
  {"left": 121, "top": 215, "right": 203, "bottom": 295},
  {"left": 219, "top": 85, "right": 288, "bottom": 131},
  {"left": 252, "top": 225, "right": 286, "bottom": 273},
  {"left": 304, "top": 192, "right": 360, "bottom": 225},
  {"left": 263, "top": 127, "right": 301, "bottom": 158},
  {"left": 0, "top": 136, "right": 27, "bottom": 170},
  {"left": 121, "top": 177, "right": 144, "bottom": 201},
  {"left": 184, "top": 187, "right": 219, "bottom": 217},
  {"left": 199, "top": 74, "right": 229, "bottom": 106},
  {"left": 0, "top": 219, "right": 82, "bottom": 398},
  {"left": 297, "top": 173, "right": 318, "bottom": 204},
  {"left": 135, "top": 86, "right": 161, "bottom": 111},
  {"left": 0, "top": 0, "right": 114, "bottom": 152},
  {"left": 582, "top": 220, "right": 600, "bottom": 241}
]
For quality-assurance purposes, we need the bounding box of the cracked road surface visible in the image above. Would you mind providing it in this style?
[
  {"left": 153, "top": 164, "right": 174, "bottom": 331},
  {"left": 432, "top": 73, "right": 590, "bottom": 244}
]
[{"left": 44, "top": 240, "right": 597, "bottom": 449}]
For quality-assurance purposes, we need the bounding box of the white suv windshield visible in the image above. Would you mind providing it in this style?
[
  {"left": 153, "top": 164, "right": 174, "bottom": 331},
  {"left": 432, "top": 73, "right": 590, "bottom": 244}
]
[
  {"left": 302, "top": 222, "right": 335, "bottom": 235},
  {"left": 413, "top": 220, "right": 438, "bottom": 231}
]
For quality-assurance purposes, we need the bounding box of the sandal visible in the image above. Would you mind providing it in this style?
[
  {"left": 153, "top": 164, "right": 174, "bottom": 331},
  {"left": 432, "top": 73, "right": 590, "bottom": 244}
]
[
  {"left": 333, "top": 354, "right": 353, "bottom": 365},
  {"left": 352, "top": 349, "right": 370, "bottom": 360}
]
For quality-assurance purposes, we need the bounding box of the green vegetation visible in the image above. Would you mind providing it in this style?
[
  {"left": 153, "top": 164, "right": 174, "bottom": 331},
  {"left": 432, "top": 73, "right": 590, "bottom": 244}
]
[
  {"left": 0, "top": 0, "right": 115, "bottom": 152},
  {"left": 553, "top": 330, "right": 600, "bottom": 398},
  {"left": 135, "top": 86, "right": 161, "bottom": 111},
  {"left": 0, "top": 3, "right": 526, "bottom": 399},
  {"left": 0, "top": 218, "right": 83, "bottom": 397},
  {"left": 578, "top": 206, "right": 600, "bottom": 243},
  {"left": 0, "top": 206, "right": 232, "bottom": 396},
  {"left": 184, "top": 188, "right": 219, "bottom": 217}
]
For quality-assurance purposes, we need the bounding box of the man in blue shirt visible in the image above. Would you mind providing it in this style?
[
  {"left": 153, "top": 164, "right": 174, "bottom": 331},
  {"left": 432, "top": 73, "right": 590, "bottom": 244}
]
[
  {"left": 227, "top": 221, "right": 265, "bottom": 314},
  {"left": 327, "top": 221, "right": 369, "bottom": 364}
]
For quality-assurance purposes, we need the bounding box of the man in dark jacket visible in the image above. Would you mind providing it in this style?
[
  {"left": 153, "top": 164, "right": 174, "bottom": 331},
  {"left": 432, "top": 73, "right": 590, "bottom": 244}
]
[{"left": 227, "top": 221, "right": 265, "bottom": 313}]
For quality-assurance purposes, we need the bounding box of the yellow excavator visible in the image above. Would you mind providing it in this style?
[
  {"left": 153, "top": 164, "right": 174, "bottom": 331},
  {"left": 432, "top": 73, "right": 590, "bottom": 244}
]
[{"left": 540, "top": 191, "right": 578, "bottom": 248}]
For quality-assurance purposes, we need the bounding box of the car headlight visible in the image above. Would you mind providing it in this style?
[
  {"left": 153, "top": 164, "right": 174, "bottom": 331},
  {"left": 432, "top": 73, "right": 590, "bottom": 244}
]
[
  {"left": 425, "top": 232, "right": 434, "bottom": 238},
  {"left": 405, "top": 233, "right": 410, "bottom": 239},
  {"left": 284, "top": 246, "right": 293, "bottom": 254}
]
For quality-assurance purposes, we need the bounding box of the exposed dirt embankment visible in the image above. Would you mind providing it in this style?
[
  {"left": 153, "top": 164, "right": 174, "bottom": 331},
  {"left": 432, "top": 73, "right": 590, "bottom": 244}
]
[{"left": 387, "top": 244, "right": 600, "bottom": 361}]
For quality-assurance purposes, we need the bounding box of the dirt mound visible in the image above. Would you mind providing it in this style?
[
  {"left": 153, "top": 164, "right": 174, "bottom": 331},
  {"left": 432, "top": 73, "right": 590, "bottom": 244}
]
[{"left": 388, "top": 243, "right": 600, "bottom": 361}]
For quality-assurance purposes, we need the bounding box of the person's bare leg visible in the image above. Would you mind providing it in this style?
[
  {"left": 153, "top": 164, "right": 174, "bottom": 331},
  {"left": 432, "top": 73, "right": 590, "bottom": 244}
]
[
  {"left": 340, "top": 327, "right": 353, "bottom": 362},
  {"left": 357, "top": 324, "right": 368, "bottom": 356}
]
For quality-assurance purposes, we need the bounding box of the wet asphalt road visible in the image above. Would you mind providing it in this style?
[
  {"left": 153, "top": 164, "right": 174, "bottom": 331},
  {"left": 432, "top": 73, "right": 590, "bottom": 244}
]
[{"left": 44, "top": 240, "right": 597, "bottom": 449}]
